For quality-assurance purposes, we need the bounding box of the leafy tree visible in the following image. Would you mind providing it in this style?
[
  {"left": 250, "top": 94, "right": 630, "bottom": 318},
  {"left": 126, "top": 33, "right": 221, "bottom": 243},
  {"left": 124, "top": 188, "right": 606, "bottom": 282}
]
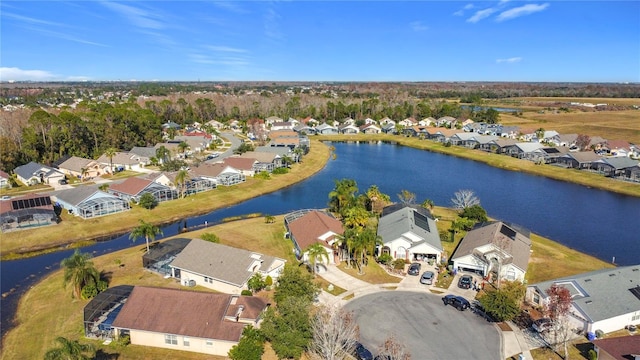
[
  {"left": 61, "top": 250, "right": 100, "bottom": 299},
  {"left": 155, "top": 145, "right": 170, "bottom": 164},
  {"left": 309, "top": 306, "right": 359, "bottom": 360},
  {"left": 174, "top": 169, "right": 190, "bottom": 198},
  {"left": 421, "top": 199, "right": 435, "bottom": 210},
  {"left": 234, "top": 141, "right": 254, "bottom": 154},
  {"left": 460, "top": 204, "right": 488, "bottom": 224},
  {"left": 274, "top": 264, "right": 319, "bottom": 305},
  {"left": 228, "top": 326, "right": 265, "bottom": 360},
  {"left": 261, "top": 297, "right": 313, "bottom": 360},
  {"left": 575, "top": 134, "right": 591, "bottom": 151},
  {"left": 397, "top": 189, "right": 416, "bottom": 205},
  {"left": 247, "top": 273, "right": 266, "bottom": 293},
  {"left": 451, "top": 189, "right": 481, "bottom": 209},
  {"left": 341, "top": 205, "right": 369, "bottom": 229},
  {"left": 177, "top": 141, "right": 189, "bottom": 155},
  {"left": 328, "top": 178, "right": 358, "bottom": 215},
  {"left": 129, "top": 219, "right": 163, "bottom": 253},
  {"left": 200, "top": 232, "right": 220, "bottom": 243},
  {"left": 478, "top": 283, "right": 523, "bottom": 322},
  {"left": 306, "top": 243, "right": 330, "bottom": 276},
  {"left": 138, "top": 192, "right": 158, "bottom": 209},
  {"left": 161, "top": 159, "right": 188, "bottom": 172},
  {"left": 264, "top": 215, "right": 276, "bottom": 224},
  {"left": 44, "top": 337, "right": 95, "bottom": 360},
  {"left": 545, "top": 284, "right": 573, "bottom": 357}
]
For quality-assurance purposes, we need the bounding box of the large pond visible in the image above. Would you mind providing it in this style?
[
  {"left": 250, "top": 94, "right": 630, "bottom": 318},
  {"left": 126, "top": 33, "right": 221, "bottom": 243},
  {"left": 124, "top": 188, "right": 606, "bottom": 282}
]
[{"left": 2, "top": 141, "right": 639, "bottom": 338}]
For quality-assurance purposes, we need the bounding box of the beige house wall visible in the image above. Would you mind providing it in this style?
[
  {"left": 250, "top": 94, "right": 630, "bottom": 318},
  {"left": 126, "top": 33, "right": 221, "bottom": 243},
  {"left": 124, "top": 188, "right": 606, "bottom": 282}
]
[
  {"left": 179, "top": 269, "right": 245, "bottom": 294},
  {"left": 128, "top": 328, "right": 236, "bottom": 356}
]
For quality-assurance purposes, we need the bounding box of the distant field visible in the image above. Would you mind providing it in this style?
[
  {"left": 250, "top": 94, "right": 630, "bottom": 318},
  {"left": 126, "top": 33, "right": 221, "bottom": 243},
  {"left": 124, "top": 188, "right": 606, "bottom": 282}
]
[
  {"left": 516, "top": 97, "right": 640, "bottom": 106},
  {"left": 500, "top": 110, "right": 640, "bottom": 144}
]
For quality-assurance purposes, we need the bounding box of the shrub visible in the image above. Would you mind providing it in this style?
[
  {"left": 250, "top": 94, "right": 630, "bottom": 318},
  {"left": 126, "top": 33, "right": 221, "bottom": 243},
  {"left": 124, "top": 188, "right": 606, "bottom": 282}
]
[
  {"left": 201, "top": 232, "right": 220, "bottom": 243},
  {"left": 264, "top": 275, "right": 273, "bottom": 287},
  {"left": 587, "top": 349, "right": 597, "bottom": 360},
  {"left": 377, "top": 253, "right": 393, "bottom": 265},
  {"left": 255, "top": 171, "right": 270, "bottom": 179},
  {"left": 81, "top": 284, "right": 98, "bottom": 299},
  {"left": 241, "top": 290, "right": 253, "bottom": 296},
  {"left": 272, "top": 167, "right": 289, "bottom": 174},
  {"left": 138, "top": 192, "right": 158, "bottom": 209},
  {"left": 392, "top": 258, "right": 406, "bottom": 270}
]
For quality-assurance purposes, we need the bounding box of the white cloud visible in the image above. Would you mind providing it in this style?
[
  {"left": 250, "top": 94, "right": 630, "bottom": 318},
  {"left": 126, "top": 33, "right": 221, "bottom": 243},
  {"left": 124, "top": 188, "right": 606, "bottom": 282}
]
[
  {"left": 0, "top": 67, "right": 57, "bottom": 81},
  {"left": 496, "top": 57, "right": 522, "bottom": 63},
  {"left": 3, "top": 12, "right": 65, "bottom": 27},
  {"left": 454, "top": 3, "right": 474, "bottom": 16},
  {"left": 467, "top": 8, "right": 497, "bottom": 23},
  {"left": 205, "top": 45, "right": 248, "bottom": 53},
  {"left": 410, "top": 21, "right": 428, "bottom": 32},
  {"left": 101, "top": 2, "right": 165, "bottom": 30},
  {"left": 496, "top": 3, "right": 549, "bottom": 22},
  {"left": 264, "top": 6, "right": 283, "bottom": 41}
]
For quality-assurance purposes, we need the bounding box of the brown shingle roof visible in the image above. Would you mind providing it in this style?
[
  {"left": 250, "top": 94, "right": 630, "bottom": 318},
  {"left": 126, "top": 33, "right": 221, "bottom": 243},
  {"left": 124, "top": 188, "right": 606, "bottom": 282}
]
[
  {"left": 240, "top": 151, "right": 278, "bottom": 163},
  {"left": 592, "top": 335, "right": 640, "bottom": 360},
  {"left": 288, "top": 210, "right": 344, "bottom": 250},
  {"left": 224, "top": 157, "right": 256, "bottom": 171},
  {"left": 111, "top": 286, "right": 267, "bottom": 341},
  {"left": 58, "top": 156, "right": 98, "bottom": 173},
  {"left": 109, "top": 177, "right": 153, "bottom": 196},
  {"left": 191, "top": 163, "right": 228, "bottom": 177}
]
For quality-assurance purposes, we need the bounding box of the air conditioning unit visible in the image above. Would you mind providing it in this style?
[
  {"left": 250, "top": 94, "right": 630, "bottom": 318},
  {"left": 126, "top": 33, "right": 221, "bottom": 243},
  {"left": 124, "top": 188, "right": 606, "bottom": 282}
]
[{"left": 181, "top": 278, "right": 195, "bottom": 287}]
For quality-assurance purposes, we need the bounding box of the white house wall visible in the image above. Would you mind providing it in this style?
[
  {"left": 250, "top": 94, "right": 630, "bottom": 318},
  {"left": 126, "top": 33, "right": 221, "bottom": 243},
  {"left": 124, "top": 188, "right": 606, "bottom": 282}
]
[
  {"left": 401, "top": 232, "right": 423, "bottom": 243},
  {"left": 127, "top": 328, "right": 236, "bottom": 356},
  {"left": 589, "top": 311, "right": 640, "bottom": 334}
]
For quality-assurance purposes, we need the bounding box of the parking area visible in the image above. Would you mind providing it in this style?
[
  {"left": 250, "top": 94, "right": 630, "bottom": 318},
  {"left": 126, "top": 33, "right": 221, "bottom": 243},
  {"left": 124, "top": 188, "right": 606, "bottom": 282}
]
[{"left": 344, "top": 291, "right": 501, "bottom": 360}]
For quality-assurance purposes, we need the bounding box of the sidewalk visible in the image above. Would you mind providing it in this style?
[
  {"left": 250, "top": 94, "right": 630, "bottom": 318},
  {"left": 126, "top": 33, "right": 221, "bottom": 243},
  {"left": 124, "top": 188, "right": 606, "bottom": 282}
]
[{"left": 317, "top": 263, "right": 535, "bottom": 360}]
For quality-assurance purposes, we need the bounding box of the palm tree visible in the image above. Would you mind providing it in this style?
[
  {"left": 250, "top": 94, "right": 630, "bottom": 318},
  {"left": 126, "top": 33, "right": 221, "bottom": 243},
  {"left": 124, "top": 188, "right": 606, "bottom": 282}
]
[
  {"left": 365, "top": 185, "right": 390, "bottom": 213},
  {"left": 178, "top": 141, "right": 189, "bottom": 156},
  {"left": 342, "top": 205, "right": 369, "bottom": 229},
  {"left": 155, "top": 145, "right": 170, "bottom": 164},
  {"left": 129, "top": 219, "right": 163, "bottom": 253},
  {"left": 306, "top": 243, "right": 330, "bottom": 276},
  {"left": 328, "top": 179, "right": 358, "bottom": 215},
  {"left": 61, "top": 250, "right": 100, "bottom": 299},
  {"left": 352, "top": 228, "right": 383, "bottom": 275},
  {"left": 421, "top": 199, "right": 435, "bottom": 211},
  {"left": 104, "top": 147, "right": 117, "bottom": 174},
  {"left": 174, "top": 169, "right": 190, "bottom": 198},
  {"left": 44, "top": 337, "right": 95, "bottom": 360},
  {"left": 80, "top": 167, "right": 88, "bottom": 182}
]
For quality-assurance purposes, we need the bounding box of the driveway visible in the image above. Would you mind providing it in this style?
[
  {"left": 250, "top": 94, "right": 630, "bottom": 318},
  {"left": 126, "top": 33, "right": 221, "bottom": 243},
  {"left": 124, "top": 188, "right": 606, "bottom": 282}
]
[{"left": 344, "top": 291, "right": 501, "bottom": 360}]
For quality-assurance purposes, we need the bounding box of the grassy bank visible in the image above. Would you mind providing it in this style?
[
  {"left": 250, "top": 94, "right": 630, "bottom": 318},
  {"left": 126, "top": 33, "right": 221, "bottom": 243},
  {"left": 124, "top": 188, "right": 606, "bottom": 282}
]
[
  {"left": 317, "top": 134, "right": 640, "bottom": 198},
  {"left": 1, "top": 214, "right": 614, "bottom": 360},
  {"left": 0, "top": 139, "right": 330, "bottom": 259}
]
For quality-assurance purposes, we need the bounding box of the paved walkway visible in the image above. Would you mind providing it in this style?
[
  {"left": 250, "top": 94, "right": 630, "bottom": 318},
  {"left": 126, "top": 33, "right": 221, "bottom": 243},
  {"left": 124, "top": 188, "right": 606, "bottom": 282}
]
[{"left": 317, "top": 262, "right": 534, "bottom": 360}]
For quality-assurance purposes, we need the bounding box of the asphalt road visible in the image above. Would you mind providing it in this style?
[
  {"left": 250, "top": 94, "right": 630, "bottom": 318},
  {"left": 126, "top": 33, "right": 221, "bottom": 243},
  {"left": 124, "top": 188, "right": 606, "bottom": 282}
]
[{"left": 344, "top": 291, "right": 501, "bottom": 360}]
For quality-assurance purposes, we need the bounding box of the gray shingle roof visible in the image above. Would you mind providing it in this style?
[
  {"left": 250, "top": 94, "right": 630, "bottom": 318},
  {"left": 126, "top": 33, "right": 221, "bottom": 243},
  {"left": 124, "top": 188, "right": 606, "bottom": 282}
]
[
  {"left": 530, "top": 265, "right": 640, "bottom": 323},
  {"left": 170, "top": 240, "right": 284, "bottom": 287},
  {"left": 53, "top": 185, "right": 103, "bottom": 206},
  {"left": 377, "top": 205, "right": 442, "bottom": 251},
  {"left": 14, "top": 161, "right": 63, "bottom": 180},
  {"left": 58, "top": 156, "right": 96, "bottom": 173}
]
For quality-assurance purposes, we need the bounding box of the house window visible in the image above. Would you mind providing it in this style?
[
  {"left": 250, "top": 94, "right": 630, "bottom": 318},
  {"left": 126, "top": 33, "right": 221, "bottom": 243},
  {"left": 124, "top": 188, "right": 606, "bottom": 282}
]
[
  {"left": 164, "top": 334, "right": 178, "bottom": 345},
  {"left": 183, "top": 337, "right": 190, "bottom": 347},
  {"left": 205, "top": 339, "right": 214, "bottom": 347},
  {"left": 533, "top": 293, "right": 540, "bottom": 304},
  {"left": 632, "top": 313, "right": 640, "bottom": 322}
]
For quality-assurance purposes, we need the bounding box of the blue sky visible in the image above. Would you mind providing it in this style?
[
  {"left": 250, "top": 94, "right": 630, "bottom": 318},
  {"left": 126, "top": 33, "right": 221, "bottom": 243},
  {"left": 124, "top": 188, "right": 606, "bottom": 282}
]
[{"left": 1, "top": 1, "right": 638, "bottom": 82}]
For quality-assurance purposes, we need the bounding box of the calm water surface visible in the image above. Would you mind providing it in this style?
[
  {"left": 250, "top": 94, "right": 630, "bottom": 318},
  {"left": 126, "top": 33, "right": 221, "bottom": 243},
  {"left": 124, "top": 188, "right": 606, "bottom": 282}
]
[{"left": 2, "top": 141, "right": 639, "bottom": 338}]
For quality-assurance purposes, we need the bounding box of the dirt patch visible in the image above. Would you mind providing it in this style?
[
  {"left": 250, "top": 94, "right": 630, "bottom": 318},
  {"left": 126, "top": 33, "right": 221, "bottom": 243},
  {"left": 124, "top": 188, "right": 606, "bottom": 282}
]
[{"left": 497, "top": 322, "right": 513, "bottom": 331}]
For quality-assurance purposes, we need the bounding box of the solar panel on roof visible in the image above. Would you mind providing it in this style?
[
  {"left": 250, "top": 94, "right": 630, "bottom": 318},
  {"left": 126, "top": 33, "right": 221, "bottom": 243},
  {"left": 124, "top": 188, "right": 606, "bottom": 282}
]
[
  {"left": 414, "top": 211, "right": 430, "bottom": 232},
  {"left": 630, "top": 286, "right": 640, "bottom": 301},
  {"left": 500, "top": 225, "right": 517, "bottom": 240}
]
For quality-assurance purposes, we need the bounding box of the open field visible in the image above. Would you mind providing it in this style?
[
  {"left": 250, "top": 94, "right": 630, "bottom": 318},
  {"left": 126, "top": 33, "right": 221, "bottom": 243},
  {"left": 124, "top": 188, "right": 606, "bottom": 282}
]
[
  {"left": 1, "top": 214, "right": 614, "bottom": 360},
  {"left": 0, "top": 138, "right": 331, "bottom": 259}
]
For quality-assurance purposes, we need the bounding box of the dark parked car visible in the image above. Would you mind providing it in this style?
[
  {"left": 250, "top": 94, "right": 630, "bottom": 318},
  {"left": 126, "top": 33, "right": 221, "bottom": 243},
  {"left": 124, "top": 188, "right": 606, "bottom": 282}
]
[
  {"left": 442, "top": 294, "right": 471, "bottom": 311},
  {"left": 532, "top": 318, "right": 553, "bottom": 333},
  {"left": 458, "top": 274, "right": 473, "bottom": 289},
  {"left": 407, "top": 263, "right": 421, "bottom": 276},
  {"left": 354, "top": 342, "right": 373, "bottom": 360},
  {"left": 420, "top": 271, "right": 435, "bottom": 285}
]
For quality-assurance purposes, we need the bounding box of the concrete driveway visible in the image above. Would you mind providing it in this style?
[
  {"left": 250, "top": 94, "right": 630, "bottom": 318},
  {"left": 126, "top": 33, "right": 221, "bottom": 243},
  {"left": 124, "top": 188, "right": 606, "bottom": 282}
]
[{"left": 344, "top": 291, "right": 501, "bottom": 360}]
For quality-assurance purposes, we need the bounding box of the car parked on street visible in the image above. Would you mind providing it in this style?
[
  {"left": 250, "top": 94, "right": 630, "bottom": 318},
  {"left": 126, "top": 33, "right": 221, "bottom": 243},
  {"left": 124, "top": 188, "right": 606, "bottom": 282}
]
[
  {"left": 420, "top": 271, "right": 435, "bottom": 285},
  {"left": 442, "top": 294, "right": 471, "bottom": 311},
  {"left": 354, "top": 342, "right": 373, "bottom": 360},
  {"left": 458, "top": 274, "right": 473, "bottom": 289},
  {"left": 407, "top": 263, "right": 421, "bottom": 276}
]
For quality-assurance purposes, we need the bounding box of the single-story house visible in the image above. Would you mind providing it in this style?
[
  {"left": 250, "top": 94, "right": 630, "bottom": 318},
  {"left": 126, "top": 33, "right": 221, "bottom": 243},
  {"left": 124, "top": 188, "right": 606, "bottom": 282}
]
[
  {"left": 377, "top": 204, "right": 443, "bottom": 263},
  {"left": 339, "top": 123, "right": 360, "bottom": 135},
  {"left": 315, "top": 123, "right": 339, "bottom": 135},
  {"left": 591, "top": 157, "right": 640, "bottom": 177},
  {"left": 525, "top": 265, "right": 640, "bottom": 334},
  {"left": 129, "top": 146, "right": 160, "bottom": 164},
  {"left": 379, "top": 117, "right": 395, "bottom": 126},
  {"left": 427, "top": 128, "right": 458, "bottom": 143},
  {"left": 591, "top": 335, "right": 640, "bottom": 360},
  {"left": 265, "top": 116, "right": 283, "bottom": 127},
  {"left": 381, "top": 123, "right": 397, "bottom": 134},
  {"left": 53, "top": 186, "right": 130, "bottom": 219},
  {"left": 58, "top": 156, "right": 106, "bottom": 180},
  {"left": 13, "top": 161, "right": 65, "bottom": 186},
  {"left": 169, "top": 240, "right": 286, "bottom": 294},
  {"left": 96, "top": 151, "right": 148, "bottom": 172},
  {"left": 557, "top": 151, "right": 603, "bottom": 169},
  {"left": 293, "top": 124, "right": 317, "bottom": 135},
  {"left": 0, "top": 170, "right": 11, "bottom": 189},
  {"left": 223, "top": 157, "right": 257, "bottom": 177},
  {"left": 190, "top": 163, "right": 245, "bottom": 186},
  {"left": 271, "top": 121, "right": 294, "bottom": 131},
  {"left": 284, "top": 209, "right": 344, "bottom": 270},
  {"left": 398, "top": 117, "right": 417, "bottom": 127},
  {"left": 110, "top": 286, "right": 269, "bottom": 356},
  {"left": 501, "top": 142, "right": 545, "bottom": 159},
  {"left": 239, "top": 151, "right": 283, "bottom": 172},
  {"left": 451, "top": 222, "right": 531, "bottom": 283},
  {"left": 1, "top": 193, "right": 57, "bottom": 232},
  {"left": 486, "top": 138, "right": 519, "bottom": 154},
  {"left": 359, "top": 124, "right": 381, "bottom": 134},
  {"left": 108, "top": 177, "right": 177, "bottom": 203}
]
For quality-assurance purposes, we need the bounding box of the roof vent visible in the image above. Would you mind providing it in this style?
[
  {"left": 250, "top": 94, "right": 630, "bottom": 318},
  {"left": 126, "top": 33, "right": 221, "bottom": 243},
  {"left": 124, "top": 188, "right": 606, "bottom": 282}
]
[
  {"left": 609, "top": 273, "right": 616, "bottom": 277},
  {"left": 584, "top": 279, "right": 592, "bottom": 282},
  {"left": 585, "top": 300, "right": 592, "bottom": 304}
]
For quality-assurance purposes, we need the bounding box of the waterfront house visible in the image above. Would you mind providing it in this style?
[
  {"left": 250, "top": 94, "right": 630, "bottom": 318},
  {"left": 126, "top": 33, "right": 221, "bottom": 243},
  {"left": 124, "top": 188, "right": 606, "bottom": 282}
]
[
  {"left": 108, "top": 177, "right": 177, "bottom": 203},
  {"left": 557, "top": 151, "right": 603, "bottom": 169},
  {"left": 451, "top": 222, "right": 531, "bottom": 283},
  {"left": 190, "top": 163, "right": 245, "bottom": 186},
  {"left": 377, "top": 204, "right": 442, "bottom": 264},
  {"left": 1, "top": 193, "right": 57, "bottom": 232},
  {"left": 53, "top": 186, "right": 130, "bottom": 219},
  {"left": 284, "top": 209, "right": 344, "bottom": 271},
  {"left": 110, "top": 286, "right": 269, "bottom": 356},
  {"left": 525, "top": 265, "right": 640, "bottom": 334}
]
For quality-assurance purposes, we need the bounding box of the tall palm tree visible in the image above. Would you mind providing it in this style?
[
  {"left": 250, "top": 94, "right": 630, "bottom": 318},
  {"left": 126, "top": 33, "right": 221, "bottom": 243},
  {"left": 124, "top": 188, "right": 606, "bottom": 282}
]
[
  {"left": 44, "top": 337, "right": 95, "bottom": 360},
  {"left": 61, "top": 250, "right": 100, "bottom": 299},
  {"left": 178, "top": 141, "right": 189, "bottom": 156},
  {"left": 129, "top": 219, "right": 163, "bottom": 253},
  {"left": 174, "top": 169, "right": 190, "bottom": 198},
  {"left": 104, "top": 147, "right": 117, "bottom": 174},
  {"left": 328, "top": 179, "right": 358, "bottom": 215},
  {"left": 155, "top": 145, "right": 170, "bottom": 164},
  {"left": 306, "top": 243, "right": 330, "bottom": 276}
]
